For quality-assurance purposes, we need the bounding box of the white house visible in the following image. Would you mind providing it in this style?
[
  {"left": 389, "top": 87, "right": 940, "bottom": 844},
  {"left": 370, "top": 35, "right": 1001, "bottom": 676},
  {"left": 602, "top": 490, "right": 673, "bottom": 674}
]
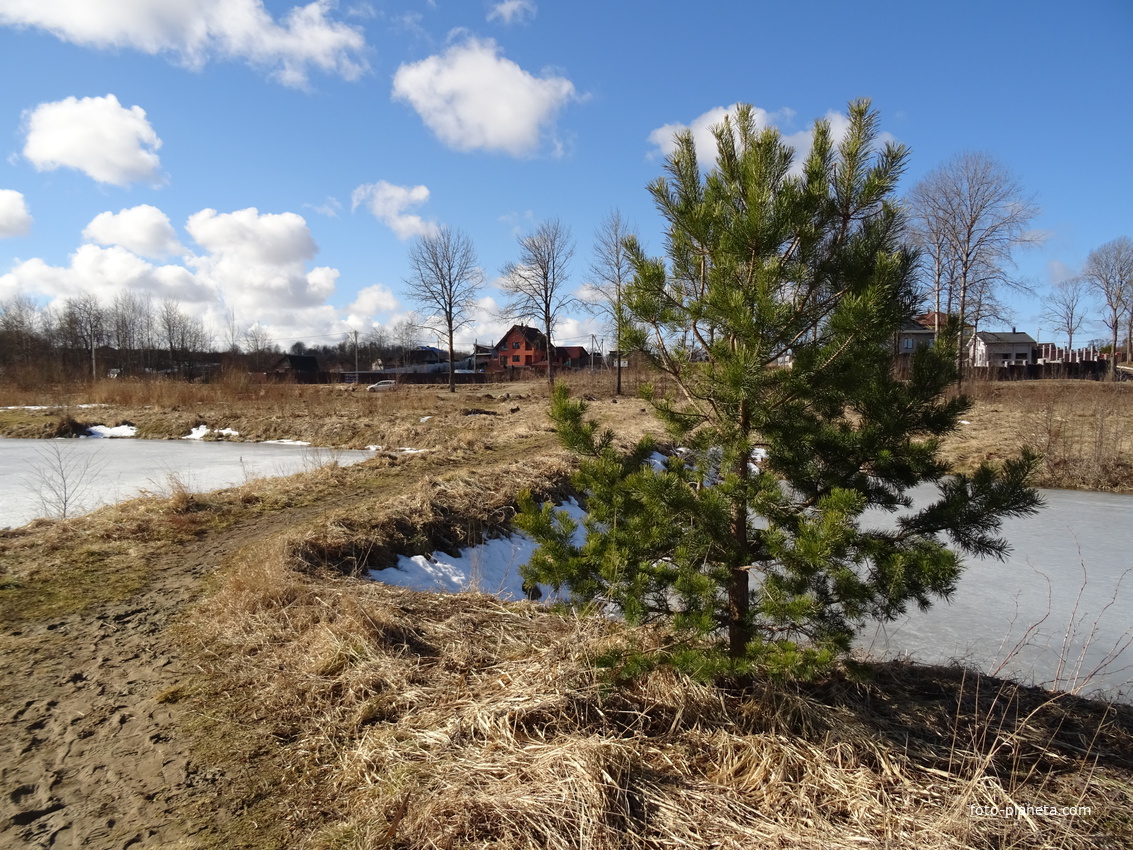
[{"left": 968, "top": 330, "right": 1037, "bottom": 367}]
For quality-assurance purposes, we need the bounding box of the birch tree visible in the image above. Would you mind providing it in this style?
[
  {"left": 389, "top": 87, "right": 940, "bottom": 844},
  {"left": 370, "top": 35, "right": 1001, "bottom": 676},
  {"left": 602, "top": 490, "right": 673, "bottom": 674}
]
[
  {"left": 584, "top": 209, "right": 638, "bottom": 395},
  {"left": 1081, "top": 236, "right": 1133, "bottom": 379}
]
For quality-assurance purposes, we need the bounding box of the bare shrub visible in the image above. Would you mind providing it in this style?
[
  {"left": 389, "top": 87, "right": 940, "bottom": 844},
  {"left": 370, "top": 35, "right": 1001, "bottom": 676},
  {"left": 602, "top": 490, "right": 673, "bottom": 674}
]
[{"left": 22, "top": 440, "right": 105, "bottom": 519}]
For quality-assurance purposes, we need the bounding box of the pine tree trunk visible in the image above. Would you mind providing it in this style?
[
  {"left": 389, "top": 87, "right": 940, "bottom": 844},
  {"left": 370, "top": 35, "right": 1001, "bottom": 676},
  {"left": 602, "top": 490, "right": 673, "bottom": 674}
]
[{"left": 728, "top": 404, "right": 752, "bottom": 657}]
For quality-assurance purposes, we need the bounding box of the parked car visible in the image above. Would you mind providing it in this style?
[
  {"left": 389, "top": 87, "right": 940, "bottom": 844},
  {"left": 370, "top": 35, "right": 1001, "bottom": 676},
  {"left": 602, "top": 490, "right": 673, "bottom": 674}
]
[{"left": 366, "top": 380, "right": 398, "bottom": 391}]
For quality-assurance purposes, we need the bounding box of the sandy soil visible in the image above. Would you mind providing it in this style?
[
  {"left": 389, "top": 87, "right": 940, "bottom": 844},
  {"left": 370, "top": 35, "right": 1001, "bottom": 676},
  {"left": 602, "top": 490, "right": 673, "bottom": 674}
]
[{"left": 0, "top": 486, "right": 382, "bottom": 849}]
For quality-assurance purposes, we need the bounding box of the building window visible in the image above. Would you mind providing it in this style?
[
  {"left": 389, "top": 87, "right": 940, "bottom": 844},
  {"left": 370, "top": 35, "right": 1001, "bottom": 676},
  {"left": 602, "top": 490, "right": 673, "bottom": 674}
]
[
  {"left": 512, "top": 354, "right": 520, "bottom": 363},
  {"left": 903, "top": 338, "right": 913, "bottom": 350},
  {"left": 500, "top": 357, "right": 507, "bottom": 367},
  {"left": 512, "top": 341, "right": 520, "bottom": 349}
]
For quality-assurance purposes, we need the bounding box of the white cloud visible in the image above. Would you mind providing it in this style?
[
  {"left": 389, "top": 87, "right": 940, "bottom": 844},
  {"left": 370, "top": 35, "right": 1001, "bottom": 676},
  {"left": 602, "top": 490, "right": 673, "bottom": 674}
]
[
  {"left": 348, "top": 283, "right": 399, "bottom": 316},
  {"left": 0, "top": 190, "right": 33, "bottom": 237},
  {"left": 392, "top": 37, "right": 577, "bottom": 157},
  {"left": 0, "top": 0, "right": 367, "bottom": 87},
  {"left": 0, "top": 204, "right": 359, "bottom": 350},
  {"left": 0, "top": 244, "right": 209, "bottom": 305},
  {"left": 351, "top": 180, "right": 437, "bottom": 240},
  {"left": 186, "top": 207, "right": 336, "bottom": 317},
  {"left": 305, "top": 197, "right": 343, "bottom": 218},
  {"left": 83, "top": 204, "right": 185, "bottom": 258},
  {"left": 23, "top": 94, "right": 163, "bottom": 186},
  {"left": 487, "top": 0, "right": 536, "bottom": 25}
]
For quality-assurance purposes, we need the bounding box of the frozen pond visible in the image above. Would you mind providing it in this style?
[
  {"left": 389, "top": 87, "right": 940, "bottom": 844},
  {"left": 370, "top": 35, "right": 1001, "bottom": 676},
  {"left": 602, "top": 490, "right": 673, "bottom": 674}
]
[
  {"left": 0, "top": 437, "right": 375, "bottom": 528},
  {"left": 860, "top": 486, "right": 1133, "bottom": 699}
]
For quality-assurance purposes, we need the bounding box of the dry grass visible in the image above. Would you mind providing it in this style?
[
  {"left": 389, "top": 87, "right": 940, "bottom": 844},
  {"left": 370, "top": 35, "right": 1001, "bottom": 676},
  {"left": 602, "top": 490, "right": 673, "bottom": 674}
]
[
  {"left": 178, "top": 459, "right": 1133, "bottom": 850},
  {"left": 188, "top": 530, "right": 1133, "bottom": 849},
  {"left": 946, "top": 380, "right": 1133, "bottom": 491}
]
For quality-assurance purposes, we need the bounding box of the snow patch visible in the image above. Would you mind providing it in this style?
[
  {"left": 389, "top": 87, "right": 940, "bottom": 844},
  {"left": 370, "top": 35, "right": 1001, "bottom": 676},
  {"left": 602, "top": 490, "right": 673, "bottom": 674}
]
[{"left": 85, "top": 424, "right": 137, "bottom": 438}]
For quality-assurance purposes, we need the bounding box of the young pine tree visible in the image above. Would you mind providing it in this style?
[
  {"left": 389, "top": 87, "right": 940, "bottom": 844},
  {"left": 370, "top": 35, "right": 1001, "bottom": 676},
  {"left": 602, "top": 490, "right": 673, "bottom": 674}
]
[{"left": 516, "top": 100, "right": 1041, "bottom": 679}]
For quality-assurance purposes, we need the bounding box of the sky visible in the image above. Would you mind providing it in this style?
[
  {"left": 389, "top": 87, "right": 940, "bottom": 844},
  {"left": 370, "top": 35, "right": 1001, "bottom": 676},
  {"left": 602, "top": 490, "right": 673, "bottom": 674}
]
[{"left": 0, "top": 0, "right": 1131, "bottom": 355}]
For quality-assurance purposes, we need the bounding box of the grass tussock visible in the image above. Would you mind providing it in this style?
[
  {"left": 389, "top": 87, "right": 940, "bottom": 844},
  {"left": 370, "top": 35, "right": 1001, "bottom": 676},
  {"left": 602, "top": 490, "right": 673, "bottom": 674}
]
[{"left": 185, "top": 487, "right": 1133, "bottom": 850}]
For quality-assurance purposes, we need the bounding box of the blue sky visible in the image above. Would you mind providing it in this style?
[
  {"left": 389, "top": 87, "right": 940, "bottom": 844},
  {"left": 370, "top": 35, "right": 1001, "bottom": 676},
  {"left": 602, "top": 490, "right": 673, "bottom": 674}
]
[{"left": 1, "top": 0, "right": 1130, "bottom": 353}]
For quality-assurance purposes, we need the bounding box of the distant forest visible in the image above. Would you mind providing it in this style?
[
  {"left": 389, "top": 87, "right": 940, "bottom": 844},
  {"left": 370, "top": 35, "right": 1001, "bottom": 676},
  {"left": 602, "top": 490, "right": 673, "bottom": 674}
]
[{"left": 0, "top": 292, "right": 442, "bottom": 386}]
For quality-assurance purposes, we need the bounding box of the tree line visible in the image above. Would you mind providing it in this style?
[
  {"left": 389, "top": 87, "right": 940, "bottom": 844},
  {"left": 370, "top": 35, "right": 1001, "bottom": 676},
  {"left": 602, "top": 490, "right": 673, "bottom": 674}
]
[{"left": 0, "top": 290, "right": 434, "bottom": 386}]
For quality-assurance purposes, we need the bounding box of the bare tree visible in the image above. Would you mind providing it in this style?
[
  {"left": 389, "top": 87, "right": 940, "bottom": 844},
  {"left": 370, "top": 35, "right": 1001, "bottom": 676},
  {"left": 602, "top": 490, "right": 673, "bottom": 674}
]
[
  {"left": 500, "top": 218, "right": 576, "bottom": 388},
  {"left": 1081, "top": 236, "right": 1133, "bottom": 379},
  {"left": 64, "top": 294, "right": 106, "bottom": 380},
  {"left": 1041, "top": 276, "right": 1090, "bottom": 354},
  {"left": 243, "top": 324, "right": 275, "bottom": 371},
  {"left": 405, "top": 226, "right": 484, "bottom": 392},
  {"left": 0, "top": 294, "right": 42, "bottom": 370},
  {"left": 159, "top": 298, "right": 183, "bottom": 373},
  {"left": 221, "top": 305, "right": 242, "bottom": 354},
  {"left": 24, "top": 441, "right": 105, "bottom": 519},
  {"left": 907, "top": 152, "right": 1042, "bottom": 381},
  {"left": 390, "top": 315, "right": 421, "bottom": 368},
  {"left": 584, "top": 209, "right": 637, "bottom": 394}
]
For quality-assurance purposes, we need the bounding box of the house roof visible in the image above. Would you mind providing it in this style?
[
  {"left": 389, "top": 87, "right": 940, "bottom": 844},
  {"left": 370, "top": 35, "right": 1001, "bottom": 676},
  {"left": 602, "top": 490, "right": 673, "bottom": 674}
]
[
  {"left": 973, "top": 331, "right": 1037, "bottom": 345},
  {"left": 555, "top": 345, "right": 589, "bottom": 359},
  {"left": 899, "top": 319, "right": 936, "bottom": 333}
]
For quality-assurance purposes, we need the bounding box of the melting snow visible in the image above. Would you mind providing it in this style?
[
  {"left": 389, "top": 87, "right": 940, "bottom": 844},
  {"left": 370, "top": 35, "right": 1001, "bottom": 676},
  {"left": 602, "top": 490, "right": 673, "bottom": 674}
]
[{"left": 86, "top": 424, "right": 138, "bottom": 438}]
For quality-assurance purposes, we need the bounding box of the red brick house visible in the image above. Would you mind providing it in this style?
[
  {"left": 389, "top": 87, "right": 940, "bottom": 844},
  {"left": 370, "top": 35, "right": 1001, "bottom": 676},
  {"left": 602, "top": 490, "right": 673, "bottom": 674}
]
[
  {"left": 490, "top": 325, "right": 589, "bottom": 374},
  {"left": 493, "top": 325, "right": 546, "bottom": 371}
]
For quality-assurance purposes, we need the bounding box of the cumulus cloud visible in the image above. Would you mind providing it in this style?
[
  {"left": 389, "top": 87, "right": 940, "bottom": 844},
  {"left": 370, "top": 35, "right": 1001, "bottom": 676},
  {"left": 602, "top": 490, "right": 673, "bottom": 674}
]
[
  {"left": 0, "top": 204, "right": 357, "bottom": 349},
  {"left": 186, "top": 207, "right": 337, "bottom": 318},
  {"left": 0, "top": 190, "right": 33, "bottom": 237},
  {"left": 392, "top": 37, "right": 577, "bottom": 157},
  {"left": 488, "top": 0, "right": 536, "bottom": 25},
  {"left": 0, "top": 0, "right": 367, "bottom": 87},
  {"left": 23, "top": 94, "right": 163, "bottom": 186},
  {"left": 351, "top": 180, "right": 437, "bottom": 240},
  {"left": 0, "top": 244, "right": 208, "bottom": 305},
  {"left": 83, "top": 204, "right": 185, "bottom": 258},
  {"left": 348, "top": 283, "right": 399, "bottom": 316}
]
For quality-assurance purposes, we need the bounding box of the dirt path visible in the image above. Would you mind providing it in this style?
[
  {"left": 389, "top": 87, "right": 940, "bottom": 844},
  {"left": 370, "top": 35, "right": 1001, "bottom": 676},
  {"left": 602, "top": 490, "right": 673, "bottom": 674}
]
[{"left": 0, "top": 494, "right": 367, "bottom": 849}]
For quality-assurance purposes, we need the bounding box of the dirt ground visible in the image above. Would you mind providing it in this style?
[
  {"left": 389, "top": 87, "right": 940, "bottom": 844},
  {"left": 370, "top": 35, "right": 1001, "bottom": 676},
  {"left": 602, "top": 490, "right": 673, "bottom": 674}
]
[{"left": 0, "top": 478, "right": 383, "bottom": 849}]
